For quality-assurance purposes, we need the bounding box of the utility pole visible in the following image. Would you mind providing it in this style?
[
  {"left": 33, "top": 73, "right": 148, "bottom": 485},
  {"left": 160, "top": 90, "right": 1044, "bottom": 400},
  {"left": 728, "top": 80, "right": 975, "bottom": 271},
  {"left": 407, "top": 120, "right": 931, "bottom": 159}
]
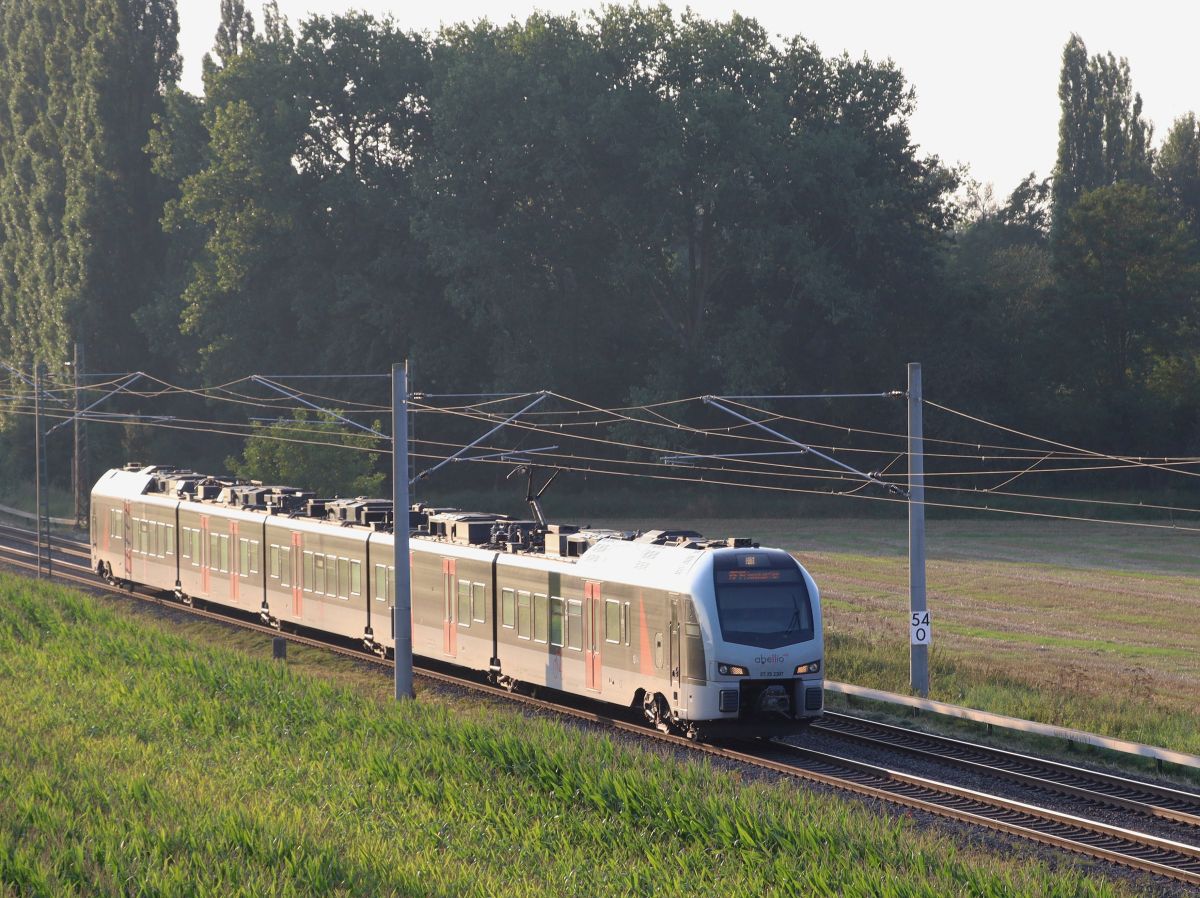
[
  {"left": 392, "top": 362, "right": 414, "bottom": 700},
  {"left": 34, "top": 364, "right": 44, "bottom": 579},
  {"left": 908, "top": 362, "right": 929, "bottom": 696},
  {"left": 71, "top": 343, "right": 88, "bottom": 530}
]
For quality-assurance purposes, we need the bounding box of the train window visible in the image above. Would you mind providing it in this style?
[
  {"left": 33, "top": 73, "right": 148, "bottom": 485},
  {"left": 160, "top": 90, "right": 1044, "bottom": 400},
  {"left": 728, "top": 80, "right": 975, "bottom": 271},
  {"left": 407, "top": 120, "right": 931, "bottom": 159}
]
[
  {"left": 338, "top": 558, "right": 350, "bottom": 599},
  {"left": 249, "top": 541, "right": 259, "bottom": 574},
  {"left": 375, "top": 564, "right": 387, "bottom": 602},
  {"left": 239, "top": 538, "right": 250, "bottom": 578},
  {"left": 181, "top": 528, "right": 191, "bottom": 560},
  {"left": 110, "top": 509, "right": 123, "bottom": 540},
  {"left": 192, "top": 529, "right": 202, "bottom": 566},
  {"left": 327, "top": 554, "right": 338, "bottom": 596},
  {"left": 158, "top": 522, "right": 168, "bottom": 556},
  {"left": 471, "top": 582, "right": 485, "bottom": 623},
  {"left": 219, "top": 535, "right": 230, "bottom": 573},
  {"left": 549, "top": 597, "right": 564, "bottom": 647},
  {"left": 303, "top": 552, "right": 315, "bottom": 592},
  {"left": 280, "top": 548, "right": 290, "bottom": 587},
  {"left": 501, "top": 588, "right": 515, "bottom": 629},
  {"left": 517, "top": 591, "right": 531, "bottom": 639},
  {"left": 567, "top": 599, "right": 582, "bottom": 651},
  {"left": 605, "top": 599, "right": 620, "bottom": 643},
  {"left": 534, "top": 593, "right": 548, "bottom": 643},
  {"left": 350, "top": 559, "right": 361, "bottom": 596},
  {"left": 457, "top": 579, "right": 471, "bottom": 628},
  {"left": 209, "top": 533, "right": 220, "bottom": 569},
  {"left": 623, "top": 602, "right": 630, "bottom": 645},
  {"left": 140, "top": 519, "right": 150, "bottom": 555},
  {"left": 388, "top": 566, "right": 395, "bottom": 602},
  {"left": 270, "top": 545, "right": 281, "bottom": 579},
  {"left": 314, "top": 554, "right": 326, "bottom": 594},
  {"left": 165, "top": 524, "right": 174, "bottom": 556}
]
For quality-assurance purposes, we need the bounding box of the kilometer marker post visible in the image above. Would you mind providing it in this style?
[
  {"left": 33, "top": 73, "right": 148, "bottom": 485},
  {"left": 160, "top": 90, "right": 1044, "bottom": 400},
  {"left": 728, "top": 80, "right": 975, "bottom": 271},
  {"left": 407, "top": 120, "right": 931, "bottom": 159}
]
[{"left": 392, "top": 362, "right": 414, "bottom": 700}]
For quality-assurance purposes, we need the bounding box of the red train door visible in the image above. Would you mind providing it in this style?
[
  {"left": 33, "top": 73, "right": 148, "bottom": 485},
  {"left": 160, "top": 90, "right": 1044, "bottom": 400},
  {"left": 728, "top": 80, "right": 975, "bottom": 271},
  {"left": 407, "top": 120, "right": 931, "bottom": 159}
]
[
  {"left": 200, "top": 515, "right": 210, "bottom": 595},
  {"left": 442, "top": 557, "right": 456, "bottom": 657},
  {"left": 122, "top": 501, "right": 132, "bottom": 579},
  {"left": 584, "top": 582, "right": 602, "bottom": 692},
  {"left": 229, "top": 521, "right": 240, "bottom": 602},
  {"left": 291, "top": 532, "right": 303, "bottom": 617}
]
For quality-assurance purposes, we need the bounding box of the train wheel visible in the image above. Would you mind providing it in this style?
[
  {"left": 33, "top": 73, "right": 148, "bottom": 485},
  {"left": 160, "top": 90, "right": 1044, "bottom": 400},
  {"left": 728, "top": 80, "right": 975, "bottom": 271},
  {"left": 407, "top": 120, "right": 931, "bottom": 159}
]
[{"left": 643, "top": 693, "right": 671, "bottom": 734}]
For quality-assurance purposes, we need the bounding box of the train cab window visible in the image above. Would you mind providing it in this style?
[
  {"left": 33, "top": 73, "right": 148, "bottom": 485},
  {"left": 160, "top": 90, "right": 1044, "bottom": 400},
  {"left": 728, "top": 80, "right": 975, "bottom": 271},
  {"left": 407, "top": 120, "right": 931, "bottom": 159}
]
[
  {"left": 280, "top": 548, "right": 290, "bottom": 588},
  {"left": 303, "top": 552, "right": 315, "bottom": 592},
  {"left": 534, "top": 593, "right": 548, "bottom": 643},
  {"left": 110, "top": 509, "right": 123, "bottom": 540},
  {"left": 314, "top": 554, "right": 326, "bottom": 594},
  {"left": 471, "top": 582, "right": 485, "bottom": 623},
  {"left": 567, "top": 599, "right": 582, "bottom": 651},
  {"left": 517, "top": 590, "right": 531, "bottom": 639},
  {"left": 501, "top": 588, "right": 516, "bottom": 629},
  {"left": 457, "top": 579, "right": 471, "bottom": 628},
  {"left": 549, "top": 597, "right": 564, "bottom": 647},
  {"left": 239, "top": 538, "right": 250, "bottom": 578},
  {"left": 605, "top": 599, "right": 620, "bottom": 643},
  {"left": 350, "top": 559, "right": 361, "bottom": 597},
  {"left": 165, "top": 524, "right": 174, "bottom": 556},
  {"left": 270, "top": 545, "right": 281, "bottom": 579}
]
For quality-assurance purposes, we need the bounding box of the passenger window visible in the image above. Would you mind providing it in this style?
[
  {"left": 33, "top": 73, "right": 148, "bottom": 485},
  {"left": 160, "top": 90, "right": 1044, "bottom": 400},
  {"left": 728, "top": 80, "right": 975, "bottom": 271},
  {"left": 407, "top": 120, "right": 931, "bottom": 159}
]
[
  {"left": 314, "top": 553, "right": 325, "bottom": 594},
  {"left": 623, "top": 602, "right": 630, "bottom": 645},
  {"left": 517, "top": 590, "right": 531, "bottom": 639},
  {"left": 472, "top": 582, "right": 485, "bottom": 623},
  {"left": 458, "top": 579, "right": 471, "bottom": 627},
  {"left": 280, "top": 548, "right": 290, "bottom": 587},
  {"left": 375, "top": 564, "right": 387, "bottom": 602},
  {"left": 209, "top": 533, "right": 220, "bottom": 570},
  {"left": 534, "top": 593, "right": 548, "bottom": 643},
  {"left": 239, "top": 538, "right": 250, "bottom": 578},
  {"left": 549, "top": 597, "right": 564, "bottom": 647},
  {"left": 501, "top": 588, "right": 515, "bottom": 629},
  {"left": 567, "top": 599, "right": 582, "bottom": 651},
  {"left": 158, "top": 522, "right": 167, "bottom": 556},
  {"left": 304, "top": 551, "right": 315, "bottom": 592},
  {"left": 166, "top": 524, "right": 174, "bottom": 556},
  {"left": 270, "top": 545, "right": 281, "bottom": 579},
  {"left": 338, "top": 557, "right": 350, "bottom": 599},
  {"left": 326, "top": 554, "right": 337, "bottom": 596},
  {"left": 110, "top": 509, "right": 123, "bottom": 540},
  {"left": 350, "top": 559, "right": 361, "bottom": 596},
  {"left": 250, "top": 541, "right": 259, "bottom": 574},
  {"left": 181, "top": 528, "right": 191, "bottom": 560},
  {"left": 219, "top": 535, "right": 229, "bottom": 572},
  {"left": 388, "top": 566, "right": 395, "bottom": 602},
  {"left": 605, "top": 599, "right": 620, "bottom": 643}
]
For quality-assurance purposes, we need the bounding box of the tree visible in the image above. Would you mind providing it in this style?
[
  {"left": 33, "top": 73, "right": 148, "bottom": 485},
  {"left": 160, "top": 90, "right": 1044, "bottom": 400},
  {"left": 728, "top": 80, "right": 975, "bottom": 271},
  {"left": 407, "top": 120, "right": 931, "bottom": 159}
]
[
  {"left": 226, "top": 410, "right": 384, "bottom": 497},
  {"left": 1052, "top": 34, "right": 1151, "bottom": 229},
  {"left": 1052, "top": 182, "right": 1199, "bottom": 411},
  {"left": 1155, "top": 113, "right": 1200, "bottom": 236}
]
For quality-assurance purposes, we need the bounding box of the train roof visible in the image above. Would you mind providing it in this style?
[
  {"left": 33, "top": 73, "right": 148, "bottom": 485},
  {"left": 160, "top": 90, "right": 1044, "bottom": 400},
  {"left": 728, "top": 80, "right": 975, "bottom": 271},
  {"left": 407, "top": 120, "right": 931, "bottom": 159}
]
[{"left": 92, "top": 465, "right": 761, "bottom": 567}]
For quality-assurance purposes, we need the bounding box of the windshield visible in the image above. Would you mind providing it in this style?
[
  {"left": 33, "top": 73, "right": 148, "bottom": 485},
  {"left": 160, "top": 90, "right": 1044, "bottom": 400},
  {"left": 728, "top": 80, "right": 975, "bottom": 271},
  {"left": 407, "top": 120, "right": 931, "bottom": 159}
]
[{"left": 714, "top": 576, "right": 814, "bottom": 649}]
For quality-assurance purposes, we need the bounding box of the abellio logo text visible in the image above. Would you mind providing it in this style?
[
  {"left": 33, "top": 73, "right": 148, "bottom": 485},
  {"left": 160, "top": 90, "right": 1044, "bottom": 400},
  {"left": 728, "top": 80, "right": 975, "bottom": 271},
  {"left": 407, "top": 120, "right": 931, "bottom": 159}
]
[{"left": 754, "top": 653, "right": 788, "bottom": 665}]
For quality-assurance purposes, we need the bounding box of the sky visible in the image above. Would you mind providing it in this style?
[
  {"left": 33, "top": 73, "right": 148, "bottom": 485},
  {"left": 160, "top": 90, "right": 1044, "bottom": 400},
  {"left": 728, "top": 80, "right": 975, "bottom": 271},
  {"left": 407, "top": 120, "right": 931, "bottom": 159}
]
[{"left": 177, "top": 1, "right": 1200, "bottom": 200}]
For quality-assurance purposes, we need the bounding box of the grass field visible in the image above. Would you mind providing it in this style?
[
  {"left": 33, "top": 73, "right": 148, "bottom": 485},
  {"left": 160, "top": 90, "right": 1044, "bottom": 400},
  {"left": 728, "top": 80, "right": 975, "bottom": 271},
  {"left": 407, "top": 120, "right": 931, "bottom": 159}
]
[
  {"left": 596, "top": 517, "right": 1200, "bottom": 756},
  {"left": 0, "top": 573, "right": 1151, "bottom": 897}
]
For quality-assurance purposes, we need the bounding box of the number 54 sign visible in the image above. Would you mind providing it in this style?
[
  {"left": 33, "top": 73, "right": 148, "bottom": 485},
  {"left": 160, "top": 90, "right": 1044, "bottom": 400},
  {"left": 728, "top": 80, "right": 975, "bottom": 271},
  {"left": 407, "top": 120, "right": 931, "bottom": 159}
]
[{"left": 910, "top": 611, "right": 931, "bottom": 645}]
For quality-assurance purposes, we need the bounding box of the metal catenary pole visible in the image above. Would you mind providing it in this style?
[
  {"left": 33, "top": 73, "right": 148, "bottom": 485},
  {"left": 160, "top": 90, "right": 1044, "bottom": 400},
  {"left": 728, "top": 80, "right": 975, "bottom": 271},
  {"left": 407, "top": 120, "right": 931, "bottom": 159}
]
[
  {"left": 908, "top": 362, "right": 929, "bottom": 696},
  {"left": 71, "top": 343, "right": 88, "bottom": 530},
  {"left": 33, "top": 364, "right": 44, "bottom": 579},
  {"left": 392, "top": 362, "right": 414, "bottom": 700}
]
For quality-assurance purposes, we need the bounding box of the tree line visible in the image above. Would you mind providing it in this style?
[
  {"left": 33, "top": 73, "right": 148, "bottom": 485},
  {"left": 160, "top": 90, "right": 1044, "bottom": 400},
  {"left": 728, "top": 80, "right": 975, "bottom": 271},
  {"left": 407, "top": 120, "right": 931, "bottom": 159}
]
[{"left": 1, "top": 2, "right": 1198, "bottom": 495}]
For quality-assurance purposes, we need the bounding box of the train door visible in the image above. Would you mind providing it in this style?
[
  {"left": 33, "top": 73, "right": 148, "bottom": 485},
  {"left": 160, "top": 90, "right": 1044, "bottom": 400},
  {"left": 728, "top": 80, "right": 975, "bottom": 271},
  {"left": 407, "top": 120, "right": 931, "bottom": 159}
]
[
  {"left": 442, "top": 557, "right": 457, "bottom": 657},
  {"left": 200, "top": 515, "right": 210, "bottom": 595},
  {"left": 669, "top": 593, "right": 681, "bottom": 694},
  {"left": 584, "top": 582, "right": 602, "bottom": 692},
  {"left": 291, "top": 532, "right": 303, "bottom": 617},
  {"left": 122, "top": 500, "right": 132, "bottom": 579},
  {"left": 230, "top": 521, "right": 240, "bottom": 603}
]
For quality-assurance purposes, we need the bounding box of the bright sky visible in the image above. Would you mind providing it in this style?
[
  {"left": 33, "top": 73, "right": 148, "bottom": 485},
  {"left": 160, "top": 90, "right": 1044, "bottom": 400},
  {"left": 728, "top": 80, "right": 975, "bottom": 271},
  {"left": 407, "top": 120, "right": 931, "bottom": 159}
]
[{"left": 177, "top": 1, "right": 1200, "bottom": 199}]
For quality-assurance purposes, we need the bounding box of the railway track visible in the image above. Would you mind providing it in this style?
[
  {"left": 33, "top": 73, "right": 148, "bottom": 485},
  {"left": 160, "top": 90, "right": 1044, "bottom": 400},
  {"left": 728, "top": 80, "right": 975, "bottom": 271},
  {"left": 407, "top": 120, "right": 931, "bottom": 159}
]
[{"left": 1, "top": 527, "right": 1198, "bottom": 888}]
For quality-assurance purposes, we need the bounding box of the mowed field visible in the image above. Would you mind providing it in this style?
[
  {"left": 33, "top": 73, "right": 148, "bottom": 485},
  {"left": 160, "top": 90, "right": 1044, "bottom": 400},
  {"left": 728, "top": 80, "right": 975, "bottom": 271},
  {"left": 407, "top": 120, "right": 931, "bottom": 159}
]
[{"left": 596, "top": 517, "right": 1200, "bottom": 755}]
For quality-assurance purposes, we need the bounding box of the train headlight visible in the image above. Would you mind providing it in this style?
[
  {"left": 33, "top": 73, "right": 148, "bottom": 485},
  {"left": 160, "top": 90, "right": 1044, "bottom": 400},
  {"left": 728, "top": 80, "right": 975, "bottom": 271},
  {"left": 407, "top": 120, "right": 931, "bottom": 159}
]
[
  {"left": 717, "top": 663, "right": 749, "bottom": 676},
  {"left": 794, "top": 660, "right": 821, "bottom": 675}
]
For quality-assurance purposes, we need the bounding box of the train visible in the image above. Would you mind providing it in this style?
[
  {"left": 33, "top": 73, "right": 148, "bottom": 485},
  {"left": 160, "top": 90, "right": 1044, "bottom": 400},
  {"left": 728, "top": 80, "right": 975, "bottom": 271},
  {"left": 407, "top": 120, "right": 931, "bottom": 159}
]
[{"left": 90, "top": 464, "right": 824, "bottom": 739}]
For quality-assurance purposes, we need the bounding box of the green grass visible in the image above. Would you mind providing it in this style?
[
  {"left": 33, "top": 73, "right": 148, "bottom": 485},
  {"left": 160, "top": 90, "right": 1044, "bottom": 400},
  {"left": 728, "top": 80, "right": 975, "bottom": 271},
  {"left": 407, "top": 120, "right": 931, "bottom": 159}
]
[{"left": 0, "top": 574, "right": 1147, "bottom": 897}]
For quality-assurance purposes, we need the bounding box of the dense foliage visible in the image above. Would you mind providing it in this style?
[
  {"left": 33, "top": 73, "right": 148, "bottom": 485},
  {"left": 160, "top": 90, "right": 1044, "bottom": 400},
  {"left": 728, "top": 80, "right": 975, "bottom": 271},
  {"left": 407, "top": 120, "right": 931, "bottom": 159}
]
[{"left": 1, "top": 4, "right": 1198, "bottom": 490}]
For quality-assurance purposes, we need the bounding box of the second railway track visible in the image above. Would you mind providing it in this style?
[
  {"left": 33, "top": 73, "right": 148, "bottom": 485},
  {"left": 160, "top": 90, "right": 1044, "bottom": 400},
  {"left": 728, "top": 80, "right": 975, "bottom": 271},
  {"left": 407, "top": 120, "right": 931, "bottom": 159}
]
[{"left": 1, "top": 528, "right": 1198, "bottom": 889}]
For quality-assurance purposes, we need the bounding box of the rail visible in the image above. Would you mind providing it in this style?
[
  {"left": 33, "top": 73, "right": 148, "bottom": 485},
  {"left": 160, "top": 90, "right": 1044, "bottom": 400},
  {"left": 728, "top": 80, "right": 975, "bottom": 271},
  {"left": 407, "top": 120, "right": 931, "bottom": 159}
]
[{"left": 826, "top": 680, "right": 1200, "bottom": 772}]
